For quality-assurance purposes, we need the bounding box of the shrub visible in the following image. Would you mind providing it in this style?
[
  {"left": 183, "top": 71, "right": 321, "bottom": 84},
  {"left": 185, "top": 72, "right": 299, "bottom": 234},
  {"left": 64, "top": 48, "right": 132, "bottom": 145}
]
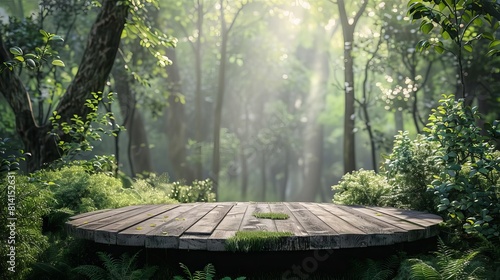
[
  {"left": 382, "top": 131, "right": 441, "bottom": 213},
  {"left": 0, "top": 139, "right": 53, "bottom": 280},
  {"left": 0, "top": 174, "right": 53, "bottom": 280},
  {"left": 425, "top": 96, "right": 500, "bottom": 239},
  {"left": 332, "top": 169, "right": 392, "bottom": 206},
  {"left": 167, "top": 179, "right": 216, "bottom": 203}
]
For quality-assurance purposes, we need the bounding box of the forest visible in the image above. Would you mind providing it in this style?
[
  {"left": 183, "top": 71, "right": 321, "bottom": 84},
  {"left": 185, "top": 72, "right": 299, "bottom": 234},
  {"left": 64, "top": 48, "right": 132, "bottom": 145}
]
[{"left": 1, "top": 0, "right": 500, "bottom": 279}]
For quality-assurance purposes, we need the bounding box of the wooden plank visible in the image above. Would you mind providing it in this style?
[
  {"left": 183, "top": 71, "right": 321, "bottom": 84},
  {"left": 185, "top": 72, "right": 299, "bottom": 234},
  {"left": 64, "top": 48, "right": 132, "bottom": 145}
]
[
  {"left": 93, "top": 204, "right": 180, "bottom": 244},
  {"left": 285, "top": 202, "right": 340, "bottom": 250},
  {"left": 145, "top": 203, "right": 216, "bottom": 248},
  {"left": 68, "top": 208, "right": 112, "bottom": 220},
  {"left": 268, "top": 203, "right": 308, "bottom": 236},
  {"left": 117, "top": 204, "right": 198, "bottom": 247},
  {"left": 185, "top": 203, "right": 235, "bottom": 235},
  {"left": 67, "top": 205, "right": 147, "bottom": 240},
  {"left": 207, "top": 203, "right": 248, "bottom": 251},
  {"left": 370, "top": 206, "right": 443, "bottom": 227},
  {"left": 179, "top": 234, "right": 209, "bottom": 250},
  {"left": 239, "top": 203, "right": 278, "bottom": 232},
  {"left": 301, "top": 203, "right": 368, "bottom": 248},
  {"left": 369, "top": 206, "right": 442, "bottom": 237},
  {"left": 346, "top": 206, "right": 426, "bottom": 242},
  {"left": 67, "top": 205, "right": 141, "bottom": 227},
  {"left": 319, "top": 204, "right": 404, "bottom": 246}
]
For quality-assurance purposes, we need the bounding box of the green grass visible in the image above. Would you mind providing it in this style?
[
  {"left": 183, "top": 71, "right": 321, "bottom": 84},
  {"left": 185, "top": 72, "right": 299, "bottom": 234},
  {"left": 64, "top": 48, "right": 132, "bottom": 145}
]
[
  {"left": 252, "top": 212, "right": 289, "bottom": 220},
  {"left": 225, "top": 231, "right": 293, "bottom": 252}
]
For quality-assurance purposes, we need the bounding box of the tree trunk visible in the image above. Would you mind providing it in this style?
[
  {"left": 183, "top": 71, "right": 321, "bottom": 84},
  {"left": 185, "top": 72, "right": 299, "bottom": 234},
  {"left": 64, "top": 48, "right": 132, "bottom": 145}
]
[
  {"left": 164, "top": 47, "right": 192, "bottom": 181},
  {"left": 395, "top": 110, "right": 404, "bottom": 132},
  {"left": 0, "top": 0, "right": 128, "bottom": 172},
  {"left": 113, "top": 65, "right": 153, "bottom": 177},
  {"left": 194, "top": 0, "right": 204, "bottom": 179},
  {"left": 212, "top": 0, "right": 228, "bottom": 197},
  {"left": 337, "top": 0, "right": 368, "bottom": 175},
  {"left": 240, "top": 144, "right": 248, "bottom": 200},
  {"left": 261, "top": 152, "right": 267, "bottom": 201}
]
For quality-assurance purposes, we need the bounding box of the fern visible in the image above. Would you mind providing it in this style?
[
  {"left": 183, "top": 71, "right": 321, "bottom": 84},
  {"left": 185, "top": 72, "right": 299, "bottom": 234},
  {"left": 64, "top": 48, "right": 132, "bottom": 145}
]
[
  {"left": 73, "top": 251, "right": 157, "bottom": 280},
  {"left": 408, "top": 239, "right": 486, "bottom": 280},
  {"left": 173, "top": 263, "right": 245, "bottom": 280},
  {"left": 409, "top": 260, "right": 441, "bottom": 280}
]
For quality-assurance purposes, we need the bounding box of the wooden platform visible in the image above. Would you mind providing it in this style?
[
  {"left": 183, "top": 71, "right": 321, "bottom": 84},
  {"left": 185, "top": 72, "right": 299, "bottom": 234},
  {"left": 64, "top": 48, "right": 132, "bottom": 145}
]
[{"left": 66, "top": 202, "right": 442, "bottom": 251}]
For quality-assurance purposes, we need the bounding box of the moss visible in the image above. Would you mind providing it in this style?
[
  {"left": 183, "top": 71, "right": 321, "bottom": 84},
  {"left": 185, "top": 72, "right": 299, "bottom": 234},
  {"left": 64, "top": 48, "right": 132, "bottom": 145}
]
[
  {"left": 252, "top": 212, "right": 289, "bottom": 220},
  {"left": 225, "top": 231, "right": 293, "bottom": 252}
]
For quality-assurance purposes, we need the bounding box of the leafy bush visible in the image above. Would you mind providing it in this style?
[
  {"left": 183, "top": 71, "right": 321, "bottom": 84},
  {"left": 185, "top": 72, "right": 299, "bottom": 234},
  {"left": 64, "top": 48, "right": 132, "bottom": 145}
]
[
  {"left": 0, "top": 139, "right": 53, "bottom": 279},
  {"left": 382, "top": 131, "right": 441, "bottom": 213},
  {"left": 36, "top": 165, "right": 179, "bottom": 215},
  {"left": 332, "top": 169, "right": 392, "bottom": 206},
  {"left": 0, "top": 174, "right": 53, "bottom": 280},
  {"left": 167, "top": 179, "right": 216, "bottom": 203},
  {"left": 425, "top": 96, "right": 500, "bottom": 239}
]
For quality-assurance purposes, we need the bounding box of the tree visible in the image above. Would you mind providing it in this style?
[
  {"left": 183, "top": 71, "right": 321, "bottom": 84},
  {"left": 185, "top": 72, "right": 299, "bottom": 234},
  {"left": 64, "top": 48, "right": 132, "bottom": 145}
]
[
  {"left": 0, "top": 0, "right": 128, "bottom": 172},
  {"left": 334, "top": 0, "right": 368, "bottom": 175},
  {"left": 212, "top": 0, "right": 247, "bottom": 197}
]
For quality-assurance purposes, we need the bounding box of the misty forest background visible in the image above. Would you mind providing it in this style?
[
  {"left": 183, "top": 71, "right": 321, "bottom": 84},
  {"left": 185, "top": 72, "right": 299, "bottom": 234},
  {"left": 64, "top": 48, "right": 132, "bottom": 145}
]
[{"left": 1, "top": 0, "right": 499, "bottom": 202}]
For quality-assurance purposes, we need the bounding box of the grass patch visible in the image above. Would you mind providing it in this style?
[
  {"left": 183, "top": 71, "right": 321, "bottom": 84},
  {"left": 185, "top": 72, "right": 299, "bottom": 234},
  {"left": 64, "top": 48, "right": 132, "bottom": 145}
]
[
  {"left": 225, "top": 231, "right": 293, "bottom": 252},
  {"left": 252, "top": 212, "right": 289, "bottom": 220}
]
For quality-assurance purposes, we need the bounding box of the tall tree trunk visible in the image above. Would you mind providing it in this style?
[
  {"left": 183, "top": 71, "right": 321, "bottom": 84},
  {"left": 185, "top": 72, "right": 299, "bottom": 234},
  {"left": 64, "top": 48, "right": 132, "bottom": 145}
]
[
  {"left": 261, "top": 152, "right": 267, "bottom": 201},
  {"left": 0, "top": 0, "right": 128, "bottom": 172},
  {"left": 360, "top": 31, "right": 382, "bottom": 172},
  {"left": 113, "top": 65, "right": 153, "bottom": 176},
  {"left": 240, "top": 144, "right": 248, "bottom": 200},
  {"left": 212, "top": 1, "right": 246, "bottom": 198},
  {"left": 212, "top": 0, "right": 228, "bottom": 197},
  {"left": 337, "top": 0, "right": 368, "bottom": 175},
  {"left": 164, "top": 48, "right": 192, "bottom": 181},
  {"left": 194, "top": 0, "right": 204, "bottom": 179}
]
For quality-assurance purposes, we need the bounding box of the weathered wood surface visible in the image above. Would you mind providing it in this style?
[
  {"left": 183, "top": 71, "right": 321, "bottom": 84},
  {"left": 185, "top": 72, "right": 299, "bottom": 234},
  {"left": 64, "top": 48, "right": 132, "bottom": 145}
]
[{"left": 66, "top": 202, "right": 442, "bottom": 251}]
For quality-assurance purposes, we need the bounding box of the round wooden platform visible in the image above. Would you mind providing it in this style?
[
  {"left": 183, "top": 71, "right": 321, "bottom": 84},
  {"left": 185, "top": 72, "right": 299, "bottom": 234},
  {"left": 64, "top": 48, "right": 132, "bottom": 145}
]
[{"left": 66, "top": 202, "right": 442, "bottom": 251}]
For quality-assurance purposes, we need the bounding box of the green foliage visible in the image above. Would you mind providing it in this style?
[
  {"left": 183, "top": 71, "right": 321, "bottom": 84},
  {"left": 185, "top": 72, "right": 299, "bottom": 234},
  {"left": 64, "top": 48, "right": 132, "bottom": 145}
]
[
  {"left": 349, "top": 254, "right": 402, "bottom": 280},
  {"left": 407, "top": 0, "right": 500, "bottom": 55},
  {"left": 167, "top": 179, "right": 216, "bottom": 203},
  {"left": 404, "top": 239, "right": 485, "bottom": 280},
  {"left": 252, "top": 212, "right": 289, "bottom": 220},
  {"left": 0, "top": 140, "right": 50, "bottom": 279},
  {"left": 49, "top": 91, "right": 122, "bottom": 167},
  {"left": 36, "top": 165, "right": 178, "bottom": 215},
  {"left": 1, "top": 28, "right": 64, "bottom": 72},
  {"left": 425, "top": 96, "right": 500, "bottom": 238},
  {"left": 0, "top": 174, "right": 53, "bottom": 280},
  {"left": 225, "top": 231, "right": 293, "bottom": 252},
  {"left": 73, "top": 251, "right": 158, "bottom": 280},
  {"left": 332, "top": 169, "right": 392, "bottom": 206},
  {"left": 382, "top": 131, "right": 441, "bottom": 212},
  {"left": 173, "top": 263, "right": 246, "bottom": 280}
]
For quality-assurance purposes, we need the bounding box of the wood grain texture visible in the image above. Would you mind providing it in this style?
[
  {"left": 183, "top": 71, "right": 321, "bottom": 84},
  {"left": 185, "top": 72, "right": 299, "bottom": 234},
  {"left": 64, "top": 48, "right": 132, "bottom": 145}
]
[{"left": 66, "top": 202, "right": 443, "bottom": 251}]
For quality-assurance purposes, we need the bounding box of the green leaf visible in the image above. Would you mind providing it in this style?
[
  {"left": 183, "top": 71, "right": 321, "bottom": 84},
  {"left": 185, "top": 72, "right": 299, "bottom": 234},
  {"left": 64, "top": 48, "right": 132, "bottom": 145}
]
[
  {"left": 52, "top": 59, "right": 65, "bottom": 67},
  {"left": 463, "top": 44, "right": 473, "bottom": 52},
  {"left": 434, "top": 41, "right": 445, "bottom": 54},
  {"left": 489, "top": 40, "right": 500, "bottom": 48},
  {"left": 49, "top": 35, "right": 64, "bottom": 42},
  {"left": 39, "top": 29, "right": 50, "bottom": 38},
  {"left": 421, "top": 22, "right": 434, "bottom": 34},
  {"left": 9, "top": 47, "right": 23, "bottom": 56}
]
